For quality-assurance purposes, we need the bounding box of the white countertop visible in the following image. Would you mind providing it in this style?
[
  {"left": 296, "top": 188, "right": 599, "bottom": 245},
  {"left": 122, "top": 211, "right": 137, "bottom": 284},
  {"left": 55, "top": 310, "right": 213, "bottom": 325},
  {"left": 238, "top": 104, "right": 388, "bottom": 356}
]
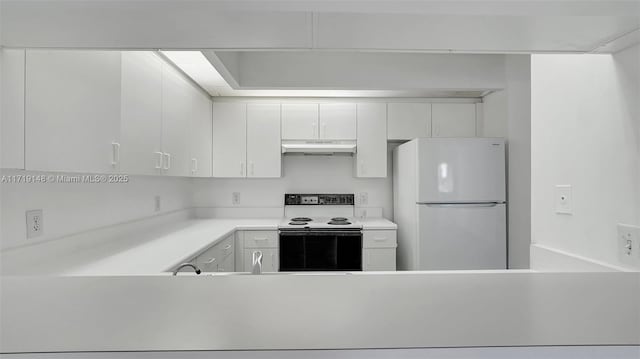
[{"left": 2, "top": 215, "right": 397, "bottom": 276}]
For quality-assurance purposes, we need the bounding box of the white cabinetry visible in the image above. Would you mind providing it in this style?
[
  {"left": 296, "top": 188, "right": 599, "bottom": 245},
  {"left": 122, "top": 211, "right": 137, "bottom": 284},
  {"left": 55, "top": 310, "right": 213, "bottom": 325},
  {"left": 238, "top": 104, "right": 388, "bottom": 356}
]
[
  {"left": 387, "top": 103, "right": 431, "bottom": 141},
  {"left": 189, "top": 92, "right": 213, "bottom": 177},
  {"left": 431, "top": 103, "right": 477, "bottom": 137},
  {"left": 25, "top": 50, "right": 122, "bottom": 173},
  {"left": 1, "top": 49, "right": 25, "bottom": 169},
  {"left": 319, "top": 103, "right": 356, "bottom": 140},
  {"left": 282, "top": 103, "right": 356, "bottom": 141},
  {"left": 195, "top": 234, "right": 235, "bottom": 272},
  {"left": 281, "top": 104, "right": 318, "bottom": 140},
  {"left": 161, "top": 64, "right": 193, "bottom": 177},
  {"left": 240, "top": 230, "right": 279, "bottom": 272},
  {"left": 247, "top": 104, "right": 281, "bottom": 177},
  {"left": 356, "top": 103, "right": 387, "bottom": 178},
  {"left": 120, "top": 51, "right": 163, "bottom": 175},
  {"left": 362, "top": 230, "right": 397, "bottom": 271},
  {"left": 212, "top": 103, "right": 247, "bottom": 177}
]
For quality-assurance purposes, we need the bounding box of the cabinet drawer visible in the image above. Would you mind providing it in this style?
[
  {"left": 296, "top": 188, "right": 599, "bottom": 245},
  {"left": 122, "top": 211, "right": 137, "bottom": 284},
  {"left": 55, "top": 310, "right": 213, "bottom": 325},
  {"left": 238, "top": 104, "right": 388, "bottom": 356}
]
[
  {"left": 363, "top": 230, "right": 397, "bottom": 248},
  {"left": 243, "top": 230, "right": 278, "bottom": 248},
  {"left": 220, "top": 234, "right": 234, "bottom": 257}
]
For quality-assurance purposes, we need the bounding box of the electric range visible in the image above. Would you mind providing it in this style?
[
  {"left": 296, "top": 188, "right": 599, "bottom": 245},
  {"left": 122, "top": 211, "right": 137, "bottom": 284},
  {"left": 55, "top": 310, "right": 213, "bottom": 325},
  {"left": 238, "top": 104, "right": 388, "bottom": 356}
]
[{"left": 278, "top": 194, "right": 363, "bottom": 271}]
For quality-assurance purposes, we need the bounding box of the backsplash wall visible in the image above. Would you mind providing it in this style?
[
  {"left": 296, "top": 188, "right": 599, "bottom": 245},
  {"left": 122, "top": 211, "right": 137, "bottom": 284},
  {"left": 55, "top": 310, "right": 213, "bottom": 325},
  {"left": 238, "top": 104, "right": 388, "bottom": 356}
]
[
  {"left": 0, "top": 169, "right": 193, "bottom": 250},
  {"left": 192, "top": 148, "right": 395, "bottom": 219}
]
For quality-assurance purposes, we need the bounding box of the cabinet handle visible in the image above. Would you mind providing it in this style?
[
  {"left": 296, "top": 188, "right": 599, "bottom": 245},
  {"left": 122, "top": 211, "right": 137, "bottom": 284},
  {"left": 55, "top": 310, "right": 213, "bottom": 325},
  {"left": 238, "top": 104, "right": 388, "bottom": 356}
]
[
  {"left": 374, "top": 237, "right": 387, "bottom": 241},
  {"left": 205, "top": 257, "right": 216, "bottom": 264},
  {"left": 192, "top": 158, "right": 198, "bottom": 174},
  {"left": 111, "top": 142, "right": 120, "bottom": 167},
  {"left": 163, "top": 153, "right": 171, "bottom": 170},
  {"left": 224, "top": 244, "right": 232, "bottom": 250},
  {"left": 154, "top": 151, "right": 164, "bottom": 169},
  {"left": 253, "top": 237, "right": 268, "bottom": 241}
]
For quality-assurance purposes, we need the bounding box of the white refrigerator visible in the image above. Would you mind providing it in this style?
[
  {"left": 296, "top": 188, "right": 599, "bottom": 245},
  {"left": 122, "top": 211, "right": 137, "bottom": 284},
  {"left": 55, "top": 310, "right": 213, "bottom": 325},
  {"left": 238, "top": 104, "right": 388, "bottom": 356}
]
[{"left": 393, "top": 138, "right": 507, "bottom": 270}]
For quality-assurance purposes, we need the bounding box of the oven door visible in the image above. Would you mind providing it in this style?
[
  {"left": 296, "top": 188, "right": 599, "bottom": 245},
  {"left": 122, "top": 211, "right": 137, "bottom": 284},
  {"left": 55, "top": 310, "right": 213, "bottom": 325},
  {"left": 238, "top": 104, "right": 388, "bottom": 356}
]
[{"left": 279, "top": 230, "right": 362, "bottom": 271}]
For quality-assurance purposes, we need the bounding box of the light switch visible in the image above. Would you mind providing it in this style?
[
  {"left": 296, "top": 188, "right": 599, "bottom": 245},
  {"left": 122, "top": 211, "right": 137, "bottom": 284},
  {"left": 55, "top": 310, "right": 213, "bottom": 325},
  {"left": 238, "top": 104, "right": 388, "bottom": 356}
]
[
  {"left": 555, "top": 185, "right": 572, "bottom": 215},
  {"left": 618, "top": 224, "right": 640, "bottom": 266}
]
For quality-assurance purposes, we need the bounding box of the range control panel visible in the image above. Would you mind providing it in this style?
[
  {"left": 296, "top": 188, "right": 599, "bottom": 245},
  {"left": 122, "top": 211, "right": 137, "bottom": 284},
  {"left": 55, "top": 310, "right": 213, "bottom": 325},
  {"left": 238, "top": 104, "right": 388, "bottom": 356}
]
[{"left": 284, "top": 194, "right": 355, "bottom": 205}]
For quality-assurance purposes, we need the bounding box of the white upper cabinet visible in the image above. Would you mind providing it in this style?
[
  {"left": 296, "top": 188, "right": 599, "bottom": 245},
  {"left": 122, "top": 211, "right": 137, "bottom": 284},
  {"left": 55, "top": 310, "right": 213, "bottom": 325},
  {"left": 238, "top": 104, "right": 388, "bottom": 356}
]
[
  {"left": 431, "top": 103, "right": 477, "bottom": 137},
  {"left": 247, "top": 104, "right": 282, "bottom": 178},
  {"left": 281, "top": 104, "right": 318, "bottom": 140},
  {"left": 387, "top": 103, "right": 432, "bottom": 141},
  {"left": 161, "top": 64, "right": 192, "bottom": 177},
  {"left": 189, "top": 93, "right": 213, "bottom": 177},
  {"left": 120, "top": 51, "right": 163, "bottom": 176},
  {"left": 356, "top": 103, "right": 387, "bottom": 178},
  {"left": 25, "top": 50, "right": 122, "bottom": 173},
  {"left": 1, "top": 49, "right": 25, "bottom": 169},
  {"left": 213, "top": 103, "right": 247, "bottom": 177},
  {"left": 319, "top": 103, "right": 356, "bottom": 140}
]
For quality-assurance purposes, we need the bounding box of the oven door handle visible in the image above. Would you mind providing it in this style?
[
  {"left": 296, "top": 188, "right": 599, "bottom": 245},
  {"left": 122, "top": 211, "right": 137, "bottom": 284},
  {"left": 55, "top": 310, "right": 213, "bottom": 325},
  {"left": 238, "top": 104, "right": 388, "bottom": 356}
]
[{"left": 279, "top": 230, "right": 362, "bottom": 236}]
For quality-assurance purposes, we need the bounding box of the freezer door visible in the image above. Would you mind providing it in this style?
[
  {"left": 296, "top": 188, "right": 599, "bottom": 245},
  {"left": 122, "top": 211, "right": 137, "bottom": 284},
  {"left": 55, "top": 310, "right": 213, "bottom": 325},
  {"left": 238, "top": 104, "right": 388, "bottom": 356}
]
[
  {"left": 416, "top": 203, "right": 506, "bottom": 270},
  {"left": 416, "top": 138, "right": 506, "bottom": 203}
]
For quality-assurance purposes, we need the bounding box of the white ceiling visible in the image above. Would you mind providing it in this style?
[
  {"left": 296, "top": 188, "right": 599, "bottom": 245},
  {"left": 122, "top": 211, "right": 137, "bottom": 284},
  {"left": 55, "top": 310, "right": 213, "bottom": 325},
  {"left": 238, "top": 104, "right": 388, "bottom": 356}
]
[
  {"left": 2, "top": 0, "right": 638, "bottom": 97},
  {"left": 2, "top": 1, "right": 638, "bottom": 53}
]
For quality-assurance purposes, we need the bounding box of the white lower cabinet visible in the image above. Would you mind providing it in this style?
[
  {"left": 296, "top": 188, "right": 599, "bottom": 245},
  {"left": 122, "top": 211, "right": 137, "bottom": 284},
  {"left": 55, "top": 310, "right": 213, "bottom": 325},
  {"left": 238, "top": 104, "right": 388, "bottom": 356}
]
[
  {"left": 239, "top": 230, "right": 279, "bottom": 272},
  {"left": 195, "top": 234, "right": 235, "bottom": 272},
  {"left": 362, "top": 230, "right": 397, "bottom": 271}
]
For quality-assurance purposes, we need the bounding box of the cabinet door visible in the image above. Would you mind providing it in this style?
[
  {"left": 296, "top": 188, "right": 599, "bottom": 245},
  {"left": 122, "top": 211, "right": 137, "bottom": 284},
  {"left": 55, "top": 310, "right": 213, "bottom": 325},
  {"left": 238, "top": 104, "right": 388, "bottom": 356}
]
[
  {"left": 196, "top": 245, "right": 220, "bottom": 273},
  {"left": 244, "top": 248, "right": 278, "bottom": 272},
  {"left": 1, "top": 49, "right": 25, "bottom": 169},
  {"left": 281, "top": 104, "right": 318, "bottom": 140},
  {"left": 387, "top": 103, "right": 431, "bottom": 141},
  {"left": 319, "top": 103, "right": 356, "bottom": 140},
  {"left": 247, "top": 104, "right": 281, "bottom": 177},
  {"left": 212, "top": 102, "right": 247, "bottom": 177},
  {"left": 120, "top": 51, "right": 163, "bottom": 175},
  {"left": 431, "top": 103, "right": 477, "bottom": 137},
  {"left": 25, "top": 50, "right": 121, "bottom": 173},
  {"left": 189, "top": 92, "right": 213, "bottom": 177},
  {"left": 356, "top": 103, "right": 387, "bottom": 177},
  {"left": 218, "top": 253, "right": 235, "bottom": 272},
  {"left": 161, "top": 64, "right": 192, "bottom": 176},
  {"left": 363, "top": 248, "right": 397, "bottom": 271}
]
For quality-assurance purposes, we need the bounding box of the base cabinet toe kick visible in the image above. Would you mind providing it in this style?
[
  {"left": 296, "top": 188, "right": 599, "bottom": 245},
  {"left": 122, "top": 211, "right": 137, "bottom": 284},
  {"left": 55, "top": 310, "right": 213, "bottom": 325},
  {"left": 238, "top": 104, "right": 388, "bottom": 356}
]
[{"left": 174, "top": 228, "right": 397, "bottom": 274}]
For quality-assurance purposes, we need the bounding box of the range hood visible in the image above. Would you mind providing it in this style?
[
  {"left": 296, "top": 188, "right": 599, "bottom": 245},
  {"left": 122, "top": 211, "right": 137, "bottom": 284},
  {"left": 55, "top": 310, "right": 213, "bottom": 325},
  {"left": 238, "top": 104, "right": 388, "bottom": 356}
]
[{"left": 281, "top": 141, "right": 357, "bottom": 155}]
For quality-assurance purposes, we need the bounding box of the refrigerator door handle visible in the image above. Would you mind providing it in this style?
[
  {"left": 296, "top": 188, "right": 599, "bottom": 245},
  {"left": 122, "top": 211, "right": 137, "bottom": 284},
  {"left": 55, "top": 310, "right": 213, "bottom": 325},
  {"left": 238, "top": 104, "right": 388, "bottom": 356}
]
[{"left": 419, "top": 202, "right": 500, "bottom": 208}]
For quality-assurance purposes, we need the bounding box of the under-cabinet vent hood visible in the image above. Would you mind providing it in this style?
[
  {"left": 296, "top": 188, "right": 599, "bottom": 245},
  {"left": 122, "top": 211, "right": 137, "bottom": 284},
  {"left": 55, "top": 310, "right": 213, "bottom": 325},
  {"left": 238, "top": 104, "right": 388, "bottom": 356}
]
[{"left": 281, "top": 141, "right": 356, "bottom": 155}]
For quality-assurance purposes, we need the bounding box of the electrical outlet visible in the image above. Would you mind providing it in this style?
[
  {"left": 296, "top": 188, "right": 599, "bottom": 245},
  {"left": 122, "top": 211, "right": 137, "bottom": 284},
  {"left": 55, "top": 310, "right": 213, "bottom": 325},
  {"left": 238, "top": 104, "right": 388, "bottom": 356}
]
[
  {"left": 618, "top": 224, "right": 640, "bottom": 265},
  {"left": 359, "top": 192, "right": 369, "bottom": 206},
  {"left": 154, "top": 196, "right": 161, "bottom": 212},
  {"left": 555, "top": 185, "right": 572, "bottom": 215},
  {"left": 26, "top": 209, "right": 44, "bottom": 239},
  {"left": 232, "top": 192, "right": 241, "bottom": 205}
]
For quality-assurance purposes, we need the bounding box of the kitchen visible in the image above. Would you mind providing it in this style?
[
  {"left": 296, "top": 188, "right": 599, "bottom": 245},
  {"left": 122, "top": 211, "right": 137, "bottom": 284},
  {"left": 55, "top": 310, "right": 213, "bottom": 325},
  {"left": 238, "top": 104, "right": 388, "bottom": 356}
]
[{"left": 1, "top": 1, "right": 639, "bottom": 358}]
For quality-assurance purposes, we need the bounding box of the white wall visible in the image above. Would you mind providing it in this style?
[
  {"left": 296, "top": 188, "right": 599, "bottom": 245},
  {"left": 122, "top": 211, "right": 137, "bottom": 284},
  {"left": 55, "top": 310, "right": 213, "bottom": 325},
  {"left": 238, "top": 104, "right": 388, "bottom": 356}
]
[
  {"left": 480, "top": 55, "right": 532, "bottom": 270},
  {"left": 0, "top": 169, "right": 193, "bottom": 250},
  {"left": 192, "top": 152, "right": 394, "bottom": 219},
  {"left": 530, "top": 45, "right": 640, "bottom": 269}
]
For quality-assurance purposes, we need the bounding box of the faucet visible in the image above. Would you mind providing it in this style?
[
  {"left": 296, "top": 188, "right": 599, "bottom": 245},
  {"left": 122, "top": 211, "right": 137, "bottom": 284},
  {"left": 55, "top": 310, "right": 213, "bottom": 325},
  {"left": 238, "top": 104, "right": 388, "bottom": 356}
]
[
  {"left": 251, "top": 251, "right": 263, "bottom": 275},
  {"left": 172, "top": 263, "right": 201, "bottom": 276}
]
